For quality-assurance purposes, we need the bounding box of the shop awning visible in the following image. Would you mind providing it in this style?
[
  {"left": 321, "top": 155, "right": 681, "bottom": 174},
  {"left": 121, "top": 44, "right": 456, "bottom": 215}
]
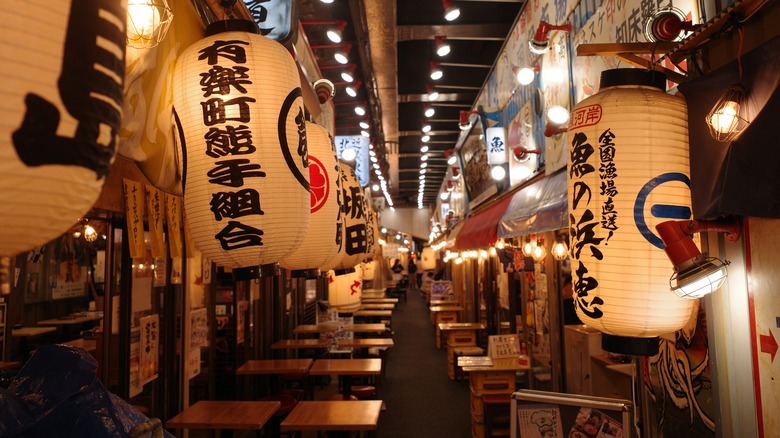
[
  {"left": 455, "top": 195, "right": 514, "bottom": 250},
  {"left": 498, "top": 170, "right": 568, "bottom": 238},
  {"left": 445, "top": 220, "right": 463, "bottom": 248}
]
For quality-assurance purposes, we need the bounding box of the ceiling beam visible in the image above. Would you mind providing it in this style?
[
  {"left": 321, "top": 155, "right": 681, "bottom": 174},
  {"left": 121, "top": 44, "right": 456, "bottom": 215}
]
[{"left": 397, "top": 23, "right": 512, "bottom": 41}]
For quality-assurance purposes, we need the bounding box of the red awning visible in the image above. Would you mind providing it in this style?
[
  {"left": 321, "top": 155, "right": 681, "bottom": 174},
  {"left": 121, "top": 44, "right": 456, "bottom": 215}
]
[{"left": 455, "top": 195, "right": 514, "bottom": 250}]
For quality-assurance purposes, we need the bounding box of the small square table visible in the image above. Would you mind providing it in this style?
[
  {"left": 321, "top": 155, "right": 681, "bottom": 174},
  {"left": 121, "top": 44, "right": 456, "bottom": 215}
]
[
  {"left": 237, "top": 358, "right": 314, "bottom": 399},
  {"left": 309, "top": 358, "right": 382, "bottom": 400},
  {"left": 166, "top": 400, "right": 280, "bottom": 437},
  {"left": 281, "top": 400, "right": 382, "bottom": 435}
]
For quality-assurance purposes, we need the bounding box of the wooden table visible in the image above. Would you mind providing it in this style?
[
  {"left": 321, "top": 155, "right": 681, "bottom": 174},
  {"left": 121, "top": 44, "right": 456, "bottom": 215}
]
[
  {"left": 236, "top": 358, "right": 314, "bottom": 375},
  {"left": 281, "top": 400, "right": 382, "bottom": 434},
  {"left": 309, "top": 358, "right": 382, "bottom": 399},
  {"left": 0, "top": 361, "right": 21, "bottom": 371},
  {"left": 37, "top": 313, "right": 103, "bottom": 325},
  {"left": 60, "top": 338, "right": 98, "bottom": 353},
  {"left": 336, "top": 338, "right": 394, "bottom": 349},
  {"left": 12, "top": 327, "right": 56, "bottom": 337},
  {"left": 361, "top": 298, "right": 398, "bottom": 304},
  {"left": 354, "top": 310, "right": 392, "bottom": 318},
  {"left": 360, "top": 303, "right": 395, "bottom": 310},
  {"left": 429, "top": 306, "right": 462, "bottom": 326},
  {"left": 294, "top": 324, "right": 388, "bottom": 335},
  {"left": 437, "top": 322, "right": 485, "bottom": 349},
  {"left": 430, "top": 299, "right": 459, "bottom": 307},
  {"left": 271, "top": 338, "right": 332, "bottom": 350},
  {"left": 166, "top": 400, "right": 280, "bottom": 437}
]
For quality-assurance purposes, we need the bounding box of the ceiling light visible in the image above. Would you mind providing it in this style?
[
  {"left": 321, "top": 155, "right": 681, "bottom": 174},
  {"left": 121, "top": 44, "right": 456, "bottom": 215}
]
[
  {"left": 345, "top": 86, "right": 357, "bottom": 97},
  {"left": 427, "top": 85, "right": 440, "bottom": 101},
  {"left": 419, "top": 175, "right": 426, "bottom": 180},
  {"left": 459, "top": 109, "right": 480, "bottom": 130},
  {"left": 529, "top": 20, "right": 572, "bottom": 54},
  {"left": 435, "top": 36, "right": 451, "bottom": 56},
  {"left": 532, "top": 239, "right": 547, "bottom": 261},
  {"left": 442, "top": 0, "right": 460, "bottom": 21},
  {"left": 551, "top": 234, "right": 569, "bottom": 261},
  {"left": 327, "top": 30, "right": 342, "bottom": 43},
  {"left": 421, "top": 154, "right": 429, "bottom": 161},
  {"left": 360, "top": 121, "right": 370, "bottom": 130},
  {"left": 354, "top": 106, "right": 366, "bottom": 116},
  {"left": 424, "top": 106, "right": 435, "bottom": 118},
  {"left": 447, "top": 155, "right": 458, "bottom": 165},
  {"left": 707, "top": 84, "right": 750, "bottom": 142},
  {"left": 656, "top": 218, "right": 739, "bottom": 299},
  {"left": 440, "top": 191, "right": 450, "bottom": 200},
  {"left": 422, "top": 124, "right": 432, "bottom": 133},
  {"left": 341, "top": 148, "right": 357, "bottom": 161},
  {"left": 342, "top": 72, "right": 354, "bottom": 82},
  {"left": 420, "top": 162, "right": 428, "bottom": 169},
  {"left": 420, "top": 168, "right": 427, "bottom": 174},
  {"left": 430, "top": 62, "right": 443, "bottom": 80},
  {"left": 522, "top": 237, "right": 535, "bottom": 257},
  {"left": 334, "top": 52, "right": 349, "bottom": 64},
  {"left": 420, "top": 145, "right": 429, "bottom": 153},
  {"left": 126, "top": 0, "right": 174, "bottom": 49},
  {"left": 372, "top": 184, "right": 380, "bottom": 191},
  {"left": 547, "top": 105, "right": 570, "bottom": 125},
  {"left": 422, "top": 135, "right": 430, "bottom": 142},
  {"left": 361, "top": 130, "right": 370, "bottom": 137},
  {"left": 320, "top": 0, "right": 334, "bottom": 3},
  {"left": 515, "top": 64, "right": 540, "bottom": 86},
  {"left": 490, "top": 165, "right": 506, "bottom": 181},
  {"left": 373, "top": 163, "right": 380, "bottom": 169},
  {"left": 369, "top": 150, "right": 376, "bottom": 157},
  {"left": 370, "top": 156, "right": 378, "bottom": 163}
]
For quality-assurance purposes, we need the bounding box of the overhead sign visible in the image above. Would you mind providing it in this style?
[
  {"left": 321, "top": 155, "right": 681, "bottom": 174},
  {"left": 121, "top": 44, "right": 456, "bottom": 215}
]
[{"left": 334, "top": 136, "right": 370, "bottom": 187}]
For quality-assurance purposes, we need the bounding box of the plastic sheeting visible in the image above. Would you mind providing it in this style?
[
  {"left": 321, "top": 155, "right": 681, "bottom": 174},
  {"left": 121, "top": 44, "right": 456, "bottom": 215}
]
[
  {"left": 0, "top": 344, "right": 173, "bottom": 437},
  {"left": 498, "top": 170, "right": 568, "bottom": 238}
]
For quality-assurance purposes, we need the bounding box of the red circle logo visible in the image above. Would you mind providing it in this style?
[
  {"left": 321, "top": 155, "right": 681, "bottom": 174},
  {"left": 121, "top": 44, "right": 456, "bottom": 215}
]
[{"left": 309, "top": 155, "right": 329, "bottom": 213}]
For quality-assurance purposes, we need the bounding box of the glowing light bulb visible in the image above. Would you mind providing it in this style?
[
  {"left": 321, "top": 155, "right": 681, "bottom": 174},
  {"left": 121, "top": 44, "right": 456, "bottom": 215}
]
[{"left": 710, "top": 100, "right": 740, "bottom": 134}]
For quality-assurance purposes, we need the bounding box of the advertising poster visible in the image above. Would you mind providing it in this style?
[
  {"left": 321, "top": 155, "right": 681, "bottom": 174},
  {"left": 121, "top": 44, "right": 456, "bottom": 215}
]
[
  {"left": 517, "top": 404, "right": 564, "bottom": 438},
  {"left": 190, "top": 307, "right": 208, "bottom": 349},
  {"left": 139, "top": 314, "right": 160, "bottom": 386}
]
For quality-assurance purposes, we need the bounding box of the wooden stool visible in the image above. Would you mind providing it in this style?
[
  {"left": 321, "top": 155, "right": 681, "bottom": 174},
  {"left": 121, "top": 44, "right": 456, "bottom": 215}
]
[{"left": 483, "top": 393, "right": 511, "bottom": 437}]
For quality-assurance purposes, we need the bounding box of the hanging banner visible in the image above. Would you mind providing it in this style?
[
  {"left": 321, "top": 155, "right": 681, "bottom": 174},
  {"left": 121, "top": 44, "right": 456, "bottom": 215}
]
[
  {"left": 123, "top": 179, "right": 146, "bottom": 259},
  {"left": 139, "top": 314, "right": 160, "bottom": 386},
  {"left": 145, "top": 185, "right": 166, "bottom": 258},
  {"left": 166, "top": 194, "right": 183, "bottom": 258}
]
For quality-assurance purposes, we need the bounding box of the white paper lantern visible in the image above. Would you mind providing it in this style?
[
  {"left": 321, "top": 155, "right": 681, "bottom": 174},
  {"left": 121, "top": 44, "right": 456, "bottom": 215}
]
[
  {"left": 328, "top": 265, "right": 362, "bottom": 315},
  {"left": 364, "top": 204, "right": 380, "bottom": 258},
  {"left": 0, "top": 0, "right": 126, "bottom": 256},
  {"left": 485, "top": 126, "right": 508, "bottom": 165},
  {"left": 332, "top": 165, "right": 368, "bottom": 270},
  {"left": 280, "top": 122, "right": 342, "bottom": 276},
  {"left": 362, "top": 260, "right": 376, "bottom": 281},
  {"left": 173, "top": 21, "right": 310, "bottom": 268},
  {"left": 421, "top": 247, "right": 436, "bottom": 271},
  {"left": 567, "top": 69, "right": 695, "bottom": 355}
]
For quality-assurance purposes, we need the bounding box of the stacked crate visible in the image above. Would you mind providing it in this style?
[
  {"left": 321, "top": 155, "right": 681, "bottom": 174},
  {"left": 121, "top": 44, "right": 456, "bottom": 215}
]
[
  {"left": 445, "top": 328, "right": 481, "bottom": 379},
  {"left": 468, "top": 368, "right": 516, "bottom": 438}
]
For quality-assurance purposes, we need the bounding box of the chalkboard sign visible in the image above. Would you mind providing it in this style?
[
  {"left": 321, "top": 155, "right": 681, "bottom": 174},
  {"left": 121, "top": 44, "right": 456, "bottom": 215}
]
[{"left": 511, "top": 390, "right": 632, "bottom": 438}]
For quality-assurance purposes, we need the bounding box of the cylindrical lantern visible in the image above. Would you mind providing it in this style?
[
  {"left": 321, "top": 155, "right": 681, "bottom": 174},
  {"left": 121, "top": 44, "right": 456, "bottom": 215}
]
[
  {"left": 485, "top": 126, "right": 508, "bottom": 165},
  {"left": 362, "top": 259, "right": 376, "bottom": 281},
  {"left": 567, "top": 69, "right": 695, "bottom": 356},
  {"left": 328, "top": 265, "right": 362, "bottom": 315},
  {"left": 0, "top": 0, "right": 126, "bottom": 257},
  {"left": 332, "top": 165, "right": 368, "bottom": 271},
  {"left": 280, "top": 122, "right": 342, "bottom": 277},
  {"left": 173, "top": 20, "right": 310, "bottom": 269},
  {"left": 421, "top": 247, "right": 436, "bottom": 271},
  {"left": 364, "top": 203, "right": 379, "bottom": 258}
]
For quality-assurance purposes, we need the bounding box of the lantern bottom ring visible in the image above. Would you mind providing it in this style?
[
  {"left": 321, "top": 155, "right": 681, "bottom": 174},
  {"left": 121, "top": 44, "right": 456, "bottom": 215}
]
[
  {"left": 233, "top": 263, "right": 281, "bottom": 281},
  {"left": 334, "top": 267, "right": 357, "bottom": 276},
  {"left": 602, "top": 334, "right": 660, "bottom": 356},
  {"left": 290, "top": 268, "right": 322, "bottom": 279}
]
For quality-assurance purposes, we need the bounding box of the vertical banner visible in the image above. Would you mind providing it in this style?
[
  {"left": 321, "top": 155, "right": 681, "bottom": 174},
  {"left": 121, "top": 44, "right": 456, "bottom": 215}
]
[
  {"left": 145, "top": 185, "right": 166, "bottom": 258},
  {"left": 202, "top": 256, "right": 212, "bottom": 285},
  {"left": 166, "top": 193, "right": 183, "bottom": 258},
  {"left": 139, "top": 313, "right": 160, "bottom": 385},
  {"left": 123, "top": 178, "right": 146, "bottom": 259}
]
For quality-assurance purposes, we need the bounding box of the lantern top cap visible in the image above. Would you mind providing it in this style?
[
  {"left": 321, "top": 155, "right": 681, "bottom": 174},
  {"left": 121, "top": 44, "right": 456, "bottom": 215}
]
[
  {"left": 206, "top": 19, "right": 260, "bottom": 36},
  {"left": 600, "top": 68, "right": 666, "bottom": 91}
]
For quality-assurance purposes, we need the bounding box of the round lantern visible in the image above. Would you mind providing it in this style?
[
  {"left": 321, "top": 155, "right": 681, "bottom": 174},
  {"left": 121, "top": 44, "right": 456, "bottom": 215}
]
[
  {"left": 362, "top": 259, "right": 376, "bottom": 281},
  {"left": 332, "top": 164, "right": 368, "bottom": 271},
  {"left": 280, "top": 122, "right": 342, "bottom": 277},
  {"left": 173, "top": 20, "right": 310, "bottom": 270},
  {"left": 421, "top": 246, "right": 437, "bottom": 271},
  {"left": 328, "top": 265, "right": 362, "bottom": 315},
  {"left": 567, "top": 69, "right": 695, "bottom": 356},
  {"left": 0, "top": 0, "right": 126, "bottom": 258}
]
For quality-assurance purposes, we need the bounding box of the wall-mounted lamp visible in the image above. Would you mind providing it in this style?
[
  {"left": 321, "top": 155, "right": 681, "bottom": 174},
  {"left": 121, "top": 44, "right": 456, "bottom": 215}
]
[
  {"left": 354, "top": 106, "right": 366, "bottom": 116},
  {"left": 544, "top": 105, "right": 570, "bottom": 137},
  {"left": 326, "top": 21, "right": 347, "bottom": 43},
  {"left": 451, "top": 166, "right": 460, "bottom": 178},
  {"left": 512, "top": 146, "right": 541, "bottom": 162},
  {"left": 514, "top": 64, "right": 540, "bottom": 86},
  {"left": 435, "top": 36, "right": 451, "bottom": 56},
  {"left": 490, "top": 165, "right": 507, "bottom": 181},
  {"left": 706, "top": 84, "right": 750, "bottom": 142},
  {"left": 532, "top": 238, "right": 546, "bottom": 261},
  {"left": 656, "top": 218, "right": 740, "bottom": 299},
  {"left": 644, "top": 7, "right": 698, "bottom": 42},
  {"left": 422, "top": 121, "right": 432, "bottom": 133},
  {"left": 529, "top": 21, "right": 571, "bottom": 54},
  {"left": 424, "top": 105, "right": 436, "bottom": 118},
  {"left": 442, "top": 0, "right": 461, "bottom": 21},
  {"left": 430, "top": 62, "right": 443, "bottom": 80},
  {"left": 459, "top": 109, "right": 481, "bottom": 130},
  {"left": 313, "top": 79, "right": 335, "bottom": 104},
  {"left": 126, "top": 0, "right": 174, "bottom": 49}
]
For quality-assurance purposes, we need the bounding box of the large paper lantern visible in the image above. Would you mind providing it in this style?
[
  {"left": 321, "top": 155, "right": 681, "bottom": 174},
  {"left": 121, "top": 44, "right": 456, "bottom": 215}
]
[
  {"left": 364, "top": 203, "right": 379, "bottom": 258},
  {"left": 0, "top": 0, "right": 125, "bottom": 257},
  {"left": 567, "top": 69, "right": 695, "bottom": 355},
  {"left": 332, "top": 165, "right": 368, "bottom": 271},
  {"left": 173, "top": 20, "right": 310, "bottom": 269},
  {"left": 328, "top": 265, "right": 362, "bottom": 315},
  {"left": 280, "top": 122, "right": 342, "bottom": 277},
  {"left": 485, "top": 126, "right": 508, "bottom": 165},
  {"left": 362, "top": 260, "right": 376, "bottom": 281},
  {"left": 421, "top": 247, "right": 437, "bottom": 271}
]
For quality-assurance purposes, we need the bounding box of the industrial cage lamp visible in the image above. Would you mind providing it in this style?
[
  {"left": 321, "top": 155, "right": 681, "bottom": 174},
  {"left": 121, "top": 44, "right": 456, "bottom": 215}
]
[{"left": 656, "top": 218, "right": 740, "bottom": 299}]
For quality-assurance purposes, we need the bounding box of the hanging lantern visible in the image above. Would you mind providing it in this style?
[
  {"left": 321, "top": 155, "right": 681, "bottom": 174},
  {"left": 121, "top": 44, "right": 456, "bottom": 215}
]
[
  {"left": 421, "top": 246, "right": 436, "bottom": 271},
  {"left": 172, "top": 20, "right": 310, "bottom": 270},
  {"left": 362, "top": 259, "right": 377, "bottom": 281},
  {"left": 328, "top": 265, "right": 362, "bottom": 315},
  {"left": 0, "top": 1, "right": 125, "bottom": 259},
  {"left": 364, "top": 203, "right": 378, "bottom": 259},
  {"left": 567, "top": 69, "right": 695, "bottom": 356},
  {"left": 332, "top": 165, "right": 368, "bottom": 271},
  {"left": 280, "top": 122, "right": 342, "bottom": 278},
  {"left": 485, "top": 126, "right": 508, "bottom": 165}
]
